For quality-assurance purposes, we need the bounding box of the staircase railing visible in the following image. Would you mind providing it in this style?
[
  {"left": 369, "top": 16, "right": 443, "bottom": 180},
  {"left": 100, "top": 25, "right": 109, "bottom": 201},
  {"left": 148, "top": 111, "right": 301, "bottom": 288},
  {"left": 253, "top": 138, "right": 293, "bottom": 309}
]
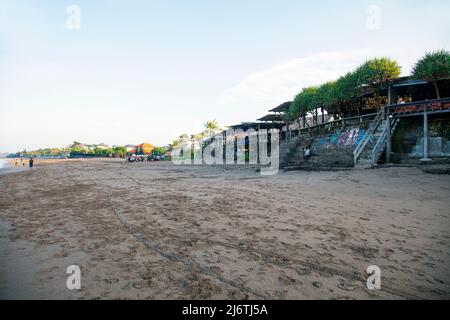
[
  {"left": 353, "top": 107, "right": 384, "bottom": 166},
  {"left": 371, "top": 118, "right": 399, "bottom": 164}
]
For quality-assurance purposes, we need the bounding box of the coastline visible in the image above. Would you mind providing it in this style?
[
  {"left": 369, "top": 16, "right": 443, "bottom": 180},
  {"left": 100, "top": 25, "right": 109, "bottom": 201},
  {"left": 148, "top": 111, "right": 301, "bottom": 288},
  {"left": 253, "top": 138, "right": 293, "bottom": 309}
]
[
  {"left": 0, "top": 159, "right": 28, "bottom": 176},
  {"left": 0, "top": 159, "right": 12, "bottom": 168},
  {"left": 0, "top": 158, "right": 112, "bottom": 176}
]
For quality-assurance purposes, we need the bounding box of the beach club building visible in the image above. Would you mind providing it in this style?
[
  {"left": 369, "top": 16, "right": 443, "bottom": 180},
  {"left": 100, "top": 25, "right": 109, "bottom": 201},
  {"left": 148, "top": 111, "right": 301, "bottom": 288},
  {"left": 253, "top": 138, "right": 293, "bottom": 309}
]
[{"left": 247, "top": 76, "right": 450, "bottom": 168}]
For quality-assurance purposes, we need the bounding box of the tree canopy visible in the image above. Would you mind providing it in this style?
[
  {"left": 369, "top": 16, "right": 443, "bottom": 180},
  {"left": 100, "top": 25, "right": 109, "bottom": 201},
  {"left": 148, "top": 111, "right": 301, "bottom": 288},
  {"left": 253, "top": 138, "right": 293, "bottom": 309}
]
[
  {"left": 359, "top": 57, "right": 402, "bottom": 88},
  {"left": 288, "top": 57, "right": 402, "bottom": 118},
  {"left": 412, "top": 49, "right": 450, "bottom": 98}
]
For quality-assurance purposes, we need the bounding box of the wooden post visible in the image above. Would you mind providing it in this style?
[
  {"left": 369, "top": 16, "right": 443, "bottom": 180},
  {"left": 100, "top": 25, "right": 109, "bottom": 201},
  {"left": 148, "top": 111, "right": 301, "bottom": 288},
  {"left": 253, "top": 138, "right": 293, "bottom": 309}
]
[
  {"left": 286, "top": 121, "right": 290, "bottom": 141},
  {"left": 386, "top": 112, "right": 392, "bottom": 163},
  {"left": 387, "top": 82, "right": 392, "bottom": 105},
  {"left": 321, "top": 106, "right": 325, "bottom": 124},
  {"left": 420, "top": 108, "right": 432, "bottom": 162},
  {"left": 257, "top": 125, "right": 260, "bottom": 164}
]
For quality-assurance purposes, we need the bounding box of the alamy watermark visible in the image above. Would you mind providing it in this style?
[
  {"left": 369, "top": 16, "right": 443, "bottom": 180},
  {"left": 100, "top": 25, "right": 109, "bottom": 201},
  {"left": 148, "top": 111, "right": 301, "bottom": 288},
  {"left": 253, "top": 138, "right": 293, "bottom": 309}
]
[
  {"left": 66, "top": 265, "right": 81, "bottom": 290},
  {"left": 366, "top": 5, "right": 381, "bottom": 30},
  {"left": 66, "top": 5, "right": 81, "bottom": 30},
  {"left": 366, "top": 265, "right": 381, "bottom": 290},
  {"left": 171, "top": 129, "right": 280, "bottom": 176}
]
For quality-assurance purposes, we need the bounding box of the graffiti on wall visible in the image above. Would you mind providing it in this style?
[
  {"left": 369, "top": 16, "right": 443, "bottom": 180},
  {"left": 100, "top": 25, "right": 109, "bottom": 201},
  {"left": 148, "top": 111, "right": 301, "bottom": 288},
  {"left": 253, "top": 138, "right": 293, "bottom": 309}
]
[{"left": 327, "top": 128, "right": 366, "bottom": 146}]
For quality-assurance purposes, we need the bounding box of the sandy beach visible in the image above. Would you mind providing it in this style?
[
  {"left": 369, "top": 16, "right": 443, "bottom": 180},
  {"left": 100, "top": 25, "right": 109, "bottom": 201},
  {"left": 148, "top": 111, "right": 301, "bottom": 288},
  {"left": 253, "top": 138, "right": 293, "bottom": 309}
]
[{"left": 0, "top": 158, "right": 449, "bottom": 300}]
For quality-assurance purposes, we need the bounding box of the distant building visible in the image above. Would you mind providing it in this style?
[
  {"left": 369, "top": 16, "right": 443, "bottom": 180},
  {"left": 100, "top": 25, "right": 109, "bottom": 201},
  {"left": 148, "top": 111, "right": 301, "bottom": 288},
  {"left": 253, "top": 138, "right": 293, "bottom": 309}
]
[
  {"left": 136, "top": 143, "right": 156, "bottom": 155},
  {"left": 77, "top": 143, "right": 88, "bottom": 149},
  {"left": 124, "top": 144, "right": 137, "bottom": 153},
  {"left": 96, "top": 143, "right": 109, "bottom": 150}
]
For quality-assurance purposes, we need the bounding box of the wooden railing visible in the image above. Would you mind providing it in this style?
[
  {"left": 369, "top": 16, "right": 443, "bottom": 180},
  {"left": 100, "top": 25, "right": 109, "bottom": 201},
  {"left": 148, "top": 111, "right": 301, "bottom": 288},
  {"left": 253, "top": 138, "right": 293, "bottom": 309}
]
[
  {"left": 353, "top": 97, "right": 449, "bottom": 166},
  {"left": 386, "top": 97, "right": 450, "bottom": 116},
  {"left": 295, "top": 112, "right": 377, "bottom": 135}
]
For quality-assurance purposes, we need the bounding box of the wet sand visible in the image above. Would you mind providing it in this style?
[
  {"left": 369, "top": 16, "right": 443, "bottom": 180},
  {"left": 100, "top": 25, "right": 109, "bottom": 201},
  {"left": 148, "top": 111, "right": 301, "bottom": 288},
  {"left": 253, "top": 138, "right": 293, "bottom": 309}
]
[
  {"left": 0, "top": 158, "right": 449, "bottom": 299},
  {"left": 0, "top": 159, "right": 28, "bottom": 176}
]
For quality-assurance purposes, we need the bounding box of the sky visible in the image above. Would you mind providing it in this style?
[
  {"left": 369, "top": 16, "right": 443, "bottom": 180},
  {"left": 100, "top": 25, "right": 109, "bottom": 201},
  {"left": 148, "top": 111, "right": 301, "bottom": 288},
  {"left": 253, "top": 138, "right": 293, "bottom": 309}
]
[{"left": 0, "top": 0, "right": 449, "bottom": 152}]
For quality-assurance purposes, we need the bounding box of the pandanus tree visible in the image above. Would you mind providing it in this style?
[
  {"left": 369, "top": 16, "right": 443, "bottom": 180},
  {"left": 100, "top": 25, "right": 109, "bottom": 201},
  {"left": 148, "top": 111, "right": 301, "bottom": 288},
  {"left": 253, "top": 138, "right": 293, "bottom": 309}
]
[
  {"left": 317, "top": 81, "right": 338, "bottom": 116},
  {"left": 358, "top": 57, "right": 402, "bottom": 96},
  {"left": 289, "top": 86, "right": 319, "bottom": 128},
  {"left": 412, "top": 49, "right": 450, "bottom": 99},
  {"left": 315, "top": 81, "right": 335, "bottom": 121},
  {"left": 333, "top": 72, "right": 360, "bottom": 117},
  {"left": 289, "top": 57, "right": 402, "bottom": 120}
]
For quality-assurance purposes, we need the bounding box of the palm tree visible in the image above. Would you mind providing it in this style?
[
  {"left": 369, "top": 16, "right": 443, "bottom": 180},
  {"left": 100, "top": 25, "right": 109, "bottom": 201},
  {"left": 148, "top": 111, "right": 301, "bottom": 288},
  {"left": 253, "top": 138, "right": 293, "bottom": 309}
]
[
  {"left": 203, "top": 120, "right": 222, "bottom": 137},
  {"left": 179, "top": 133, "right": 189, "bottom": 141},
  {"left": 192, "top": 132, "right": 205, "bottom": 141},
  {"left": 412, "top": 49, "right": 450, "bottom": 99},
  {"left": 169, "top": 134, "right": 189, "bottom": 150}
]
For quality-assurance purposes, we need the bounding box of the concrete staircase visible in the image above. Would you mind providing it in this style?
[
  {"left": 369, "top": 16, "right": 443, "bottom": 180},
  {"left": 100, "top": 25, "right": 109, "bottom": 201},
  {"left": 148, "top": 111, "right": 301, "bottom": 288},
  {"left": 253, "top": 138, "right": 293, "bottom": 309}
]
[
  {"left": 354, "top": 111, "right": 399, "bottom": 167},
  {"left": 356, "top": 120, "right": 388, "bottom": 167}
]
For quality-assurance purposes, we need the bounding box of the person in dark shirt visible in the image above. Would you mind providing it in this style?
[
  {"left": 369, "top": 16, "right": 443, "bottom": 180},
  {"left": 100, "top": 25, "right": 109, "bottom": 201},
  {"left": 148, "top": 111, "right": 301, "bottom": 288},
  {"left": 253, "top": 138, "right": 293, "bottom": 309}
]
[{"left": 29, "top": 157, "right": 34, "bottom": 168}]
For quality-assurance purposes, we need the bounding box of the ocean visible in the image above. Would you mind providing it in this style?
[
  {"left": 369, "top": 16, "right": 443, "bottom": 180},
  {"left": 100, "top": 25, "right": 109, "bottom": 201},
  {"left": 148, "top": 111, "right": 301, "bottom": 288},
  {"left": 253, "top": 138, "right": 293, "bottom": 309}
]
[{"left": 0, "top": 159, "right": 8, "bottom": 169}]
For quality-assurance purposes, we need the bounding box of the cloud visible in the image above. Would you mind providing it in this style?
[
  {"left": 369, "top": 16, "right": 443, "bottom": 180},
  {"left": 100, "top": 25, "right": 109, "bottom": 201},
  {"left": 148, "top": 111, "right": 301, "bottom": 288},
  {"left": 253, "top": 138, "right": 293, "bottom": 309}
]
[
  {"left": 219, "top": 51, "right": 367, "bottom": 107},
  {"left": 216, "top": 49, "right": 416, "bottom": 122}
]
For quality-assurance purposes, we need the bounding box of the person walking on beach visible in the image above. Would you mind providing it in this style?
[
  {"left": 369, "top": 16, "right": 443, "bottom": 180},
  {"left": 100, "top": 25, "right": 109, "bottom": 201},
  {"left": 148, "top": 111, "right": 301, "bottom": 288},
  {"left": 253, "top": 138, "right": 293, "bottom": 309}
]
[{"left": 29, "top": 157, "right": 34, "bottom": 168}]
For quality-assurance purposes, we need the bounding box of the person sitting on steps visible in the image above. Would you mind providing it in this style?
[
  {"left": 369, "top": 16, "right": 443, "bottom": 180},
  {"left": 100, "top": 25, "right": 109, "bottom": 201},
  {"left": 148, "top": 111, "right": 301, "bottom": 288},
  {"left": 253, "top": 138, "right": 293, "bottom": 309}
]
[{"left": 303, "top": 146, "right": 311, "bottom": 160}]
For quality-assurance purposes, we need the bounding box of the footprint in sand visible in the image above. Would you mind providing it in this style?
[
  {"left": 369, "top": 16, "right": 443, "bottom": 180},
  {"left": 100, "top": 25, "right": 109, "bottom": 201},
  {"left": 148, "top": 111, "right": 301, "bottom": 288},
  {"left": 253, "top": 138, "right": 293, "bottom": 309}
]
[{"left": 337, "top": 279, "right": 357, "bottom": 291}]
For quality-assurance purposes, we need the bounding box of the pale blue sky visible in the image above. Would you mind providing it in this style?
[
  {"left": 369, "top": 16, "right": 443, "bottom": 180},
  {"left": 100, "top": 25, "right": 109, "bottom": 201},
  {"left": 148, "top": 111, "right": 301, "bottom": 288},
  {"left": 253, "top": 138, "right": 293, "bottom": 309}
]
[{"left": 0, "top": 0, "right": 449, "bottom": 152}]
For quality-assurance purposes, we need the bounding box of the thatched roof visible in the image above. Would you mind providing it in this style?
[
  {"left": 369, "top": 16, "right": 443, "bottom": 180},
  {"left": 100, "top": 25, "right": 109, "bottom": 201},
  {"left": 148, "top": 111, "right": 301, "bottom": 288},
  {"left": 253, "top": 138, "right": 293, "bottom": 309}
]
[
  {"left": 229, "top": 122, "right": 281, "bottom": 130},
  {"left": 257, "top": 114, "right": 284, "bottom": 122},
  {"left": 269, "top": 101, "right": 292, "bottom": 113}
]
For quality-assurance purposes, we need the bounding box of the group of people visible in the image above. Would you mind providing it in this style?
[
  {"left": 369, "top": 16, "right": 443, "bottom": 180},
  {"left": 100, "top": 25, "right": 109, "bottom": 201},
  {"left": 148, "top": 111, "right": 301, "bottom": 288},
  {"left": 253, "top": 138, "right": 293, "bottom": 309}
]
[
  {"left": 126, "top": 155, "right": 165, "bottom": 163},
  {"left": 14, "top": 158, "right": 25, "bottom": 167},
  {"left": 14, "top": 158, "right": 34, "bottom": 168},
  {"left": 397, "top": 96, "right": 413, "bottom": 104}
]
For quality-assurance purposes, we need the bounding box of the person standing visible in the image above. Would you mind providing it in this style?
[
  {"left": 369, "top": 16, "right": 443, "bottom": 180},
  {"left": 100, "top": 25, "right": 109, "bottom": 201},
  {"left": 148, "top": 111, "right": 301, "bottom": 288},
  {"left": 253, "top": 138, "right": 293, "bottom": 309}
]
[{"left": 29, "top": 157, "right": 34, "bottom": 168}]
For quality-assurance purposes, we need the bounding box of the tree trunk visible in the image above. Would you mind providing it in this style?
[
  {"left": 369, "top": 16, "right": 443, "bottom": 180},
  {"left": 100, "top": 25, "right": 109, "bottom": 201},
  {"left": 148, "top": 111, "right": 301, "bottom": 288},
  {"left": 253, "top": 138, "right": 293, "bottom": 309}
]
[
  {"left": 433, "top": 81, "right": 441, "bottom": 99},
  {"left": 304, "top": 114, "right": 311, "bottom": 131},
  {"left": 321, "top": 106, "right": 325, "bottom": 124}
]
